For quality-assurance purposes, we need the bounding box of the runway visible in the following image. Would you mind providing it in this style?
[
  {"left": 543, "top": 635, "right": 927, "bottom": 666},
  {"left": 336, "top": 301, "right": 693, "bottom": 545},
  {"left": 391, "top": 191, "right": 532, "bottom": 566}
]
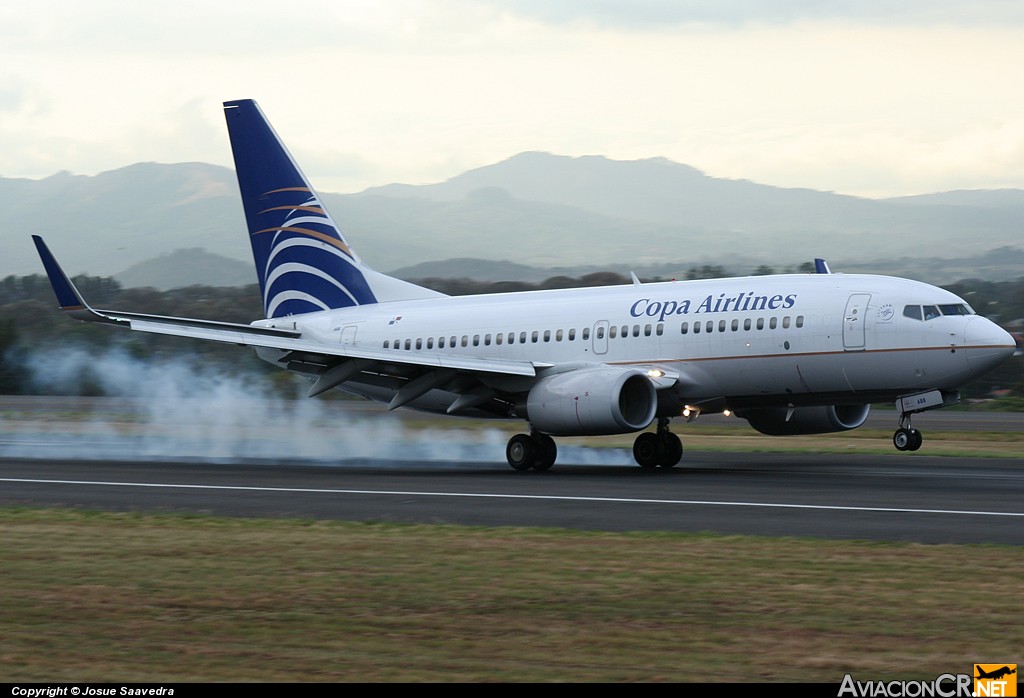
[{"left": 3, "top": 453, "right": 1023, "bottom": 545}]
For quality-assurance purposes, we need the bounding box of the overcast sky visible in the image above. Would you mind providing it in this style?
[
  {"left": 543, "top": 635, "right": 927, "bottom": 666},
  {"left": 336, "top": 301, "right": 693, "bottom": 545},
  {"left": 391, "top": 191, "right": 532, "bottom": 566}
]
[{"left": 3, "top": 0, "right": 1023, "bottom": 197}]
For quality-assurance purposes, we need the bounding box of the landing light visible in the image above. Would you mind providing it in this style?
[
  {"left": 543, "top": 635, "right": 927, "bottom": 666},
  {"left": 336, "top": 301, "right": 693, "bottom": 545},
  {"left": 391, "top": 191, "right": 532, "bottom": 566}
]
[
  {"left": 647, "top": 369, "right": 665, "bottom": 378},
  {"left": 723, "top": 409, "right": 732, "bottom": 417}
]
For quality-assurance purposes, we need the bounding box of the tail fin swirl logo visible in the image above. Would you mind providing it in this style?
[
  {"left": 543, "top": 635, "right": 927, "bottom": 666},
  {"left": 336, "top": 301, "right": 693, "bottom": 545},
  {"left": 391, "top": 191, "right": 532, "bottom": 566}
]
[
  {"left": 224, "top": 99, "right": 377, "bottom": 318},
  {"left": 252, "top": 186, "right": 375, "bottom": 318}
]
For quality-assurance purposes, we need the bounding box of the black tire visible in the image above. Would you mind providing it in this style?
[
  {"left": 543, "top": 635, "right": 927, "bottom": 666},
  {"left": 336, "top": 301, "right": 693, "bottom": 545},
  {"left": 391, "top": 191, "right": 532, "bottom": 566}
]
[
  {"left": 507, "top": 433, "right": 537, "bottom": 471},
  {"left": 658, "top": 432, "right": 683, "bottom": 468},
  {"left": 534, "top": 433, "right": 557, "bottom": 471},
  {"left": 893, "top": 428, "right": 910, "bottom": 451},
  {"left": 633, "top": 432, "right": 662, "bottom": 469},
  {"left": 907, "top": 428, "right": 923, "bottom": 451}
]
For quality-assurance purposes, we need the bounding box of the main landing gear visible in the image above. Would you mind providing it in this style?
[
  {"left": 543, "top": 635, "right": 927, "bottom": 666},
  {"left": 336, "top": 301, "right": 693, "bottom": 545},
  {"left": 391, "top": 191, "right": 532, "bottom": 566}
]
[
  {"left": 506, "top": 431, "right": 557, "bottom": 471},
  {"left": 632, "top": 417, "right": 683, "bottom": 469},
  {"left": 505, "top": 418, "right": 684, "bottom": 471},
  {"left": 892, "top": 414, "right": 923, "bottom": 452}
]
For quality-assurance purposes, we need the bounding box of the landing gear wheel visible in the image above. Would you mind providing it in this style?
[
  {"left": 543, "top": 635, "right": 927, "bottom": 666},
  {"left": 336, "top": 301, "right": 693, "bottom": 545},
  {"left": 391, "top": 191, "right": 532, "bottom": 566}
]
[
  {"left": 658, "top": 432, "right": 683, "bottom": 468},
  {"left": 633, "top": 432, "right": 662, "bottom": 469},
  {"left": 533, "top": 433, "right": 557, "bottom": 471},
  {"left": 907, "top": 428, "right": 923, "bottom": 451},
  {"left": 506, "top": 434, "right": 537, "bottom": 471},
  {"left": 893, "top": 428, "right": 911, "bottom": 451}
]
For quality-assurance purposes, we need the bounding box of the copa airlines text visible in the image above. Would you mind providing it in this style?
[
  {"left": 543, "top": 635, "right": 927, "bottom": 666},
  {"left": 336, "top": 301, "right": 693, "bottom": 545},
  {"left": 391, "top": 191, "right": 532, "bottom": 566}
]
[{"left": 630, "top": 292, "right": 798, "bottom": 320}]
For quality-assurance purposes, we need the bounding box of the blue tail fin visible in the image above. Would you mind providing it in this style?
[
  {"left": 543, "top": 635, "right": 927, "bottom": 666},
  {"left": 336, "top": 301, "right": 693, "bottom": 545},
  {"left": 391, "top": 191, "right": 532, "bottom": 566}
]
[{"left": 224, "top": 99, "right": 377, "bottom": 318}]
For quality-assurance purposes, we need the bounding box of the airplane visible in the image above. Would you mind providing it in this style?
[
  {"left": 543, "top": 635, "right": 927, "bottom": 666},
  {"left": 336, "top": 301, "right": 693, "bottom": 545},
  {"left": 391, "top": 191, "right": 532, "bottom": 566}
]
[
  {"left": 975, "top": 666, "right": 1016, "bottom": 681},
  {"left": 32, "top": 99, "right": 1017, "bottom": 471}
]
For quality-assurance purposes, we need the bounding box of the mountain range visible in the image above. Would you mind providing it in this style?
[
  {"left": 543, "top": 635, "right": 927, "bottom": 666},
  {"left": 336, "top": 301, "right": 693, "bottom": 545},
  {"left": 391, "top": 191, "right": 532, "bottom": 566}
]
[{"left": 2, "top": 153, "right": 1022, "bottom": 288}]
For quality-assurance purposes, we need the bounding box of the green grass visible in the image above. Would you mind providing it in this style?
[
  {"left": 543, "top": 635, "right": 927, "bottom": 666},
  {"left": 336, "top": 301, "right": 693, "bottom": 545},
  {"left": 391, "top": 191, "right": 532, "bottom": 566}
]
[{"left": 1, "top": 508, "right": 1021, "bottom": 682}]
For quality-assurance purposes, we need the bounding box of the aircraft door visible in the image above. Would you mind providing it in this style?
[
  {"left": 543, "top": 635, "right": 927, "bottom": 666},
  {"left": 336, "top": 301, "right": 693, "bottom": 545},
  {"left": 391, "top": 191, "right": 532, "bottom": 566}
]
[
  {"left": 593, "top": 321, "right": 609, "bottom": 355},
  {"left": 843, "top": 294, "right": 871, "bottom": 350},
  {"left": 340, "top": 325, "right": 358, "bottom": 346}
]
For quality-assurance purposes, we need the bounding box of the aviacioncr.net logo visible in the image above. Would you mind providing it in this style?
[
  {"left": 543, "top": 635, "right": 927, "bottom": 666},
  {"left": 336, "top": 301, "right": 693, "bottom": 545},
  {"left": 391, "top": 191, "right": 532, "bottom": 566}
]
[
  {"left": 974, "top": 664, "right": 1017, "bottom": 697},
  {"left": 838, "top": 673, "right": 973, "bottom": 697}
]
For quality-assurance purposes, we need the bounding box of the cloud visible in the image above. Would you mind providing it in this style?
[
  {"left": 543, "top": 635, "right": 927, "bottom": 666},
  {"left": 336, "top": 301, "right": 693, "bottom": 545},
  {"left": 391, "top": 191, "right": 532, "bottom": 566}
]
[
  {"left": 1, "top": 1, "right": 1022, "bottom": 197},
  {"left": 486, "top": 0, "right": 1024, "bottom": 29}
]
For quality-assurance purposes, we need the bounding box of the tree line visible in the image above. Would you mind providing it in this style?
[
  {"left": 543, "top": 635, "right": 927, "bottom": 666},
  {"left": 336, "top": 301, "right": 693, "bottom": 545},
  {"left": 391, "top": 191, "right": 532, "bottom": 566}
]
[{"left": 1, "top": 271, "right": 1021, "bottom": 401}]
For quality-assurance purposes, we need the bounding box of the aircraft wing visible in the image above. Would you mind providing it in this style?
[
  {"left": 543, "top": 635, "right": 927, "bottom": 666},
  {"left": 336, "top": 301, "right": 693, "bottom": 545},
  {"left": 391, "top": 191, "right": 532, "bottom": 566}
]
[{"left": 32, "top": 236, "right": 539, "bottom": 384}]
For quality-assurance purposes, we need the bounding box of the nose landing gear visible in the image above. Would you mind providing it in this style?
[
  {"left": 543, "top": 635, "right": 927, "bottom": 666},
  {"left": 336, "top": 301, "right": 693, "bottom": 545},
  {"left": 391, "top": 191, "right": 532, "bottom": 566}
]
[
  {"left": 892, "top": 415, "right": 923, "bottom": 452},
  {"left": 892, "top": 389, "right": 957, "bottom": 452}
]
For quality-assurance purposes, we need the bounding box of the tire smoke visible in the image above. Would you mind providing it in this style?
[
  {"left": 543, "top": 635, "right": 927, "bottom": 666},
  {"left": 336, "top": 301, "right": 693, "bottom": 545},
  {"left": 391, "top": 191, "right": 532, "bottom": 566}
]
[{"left": 4, "top": 347, "right": 629, "bottom": 466}]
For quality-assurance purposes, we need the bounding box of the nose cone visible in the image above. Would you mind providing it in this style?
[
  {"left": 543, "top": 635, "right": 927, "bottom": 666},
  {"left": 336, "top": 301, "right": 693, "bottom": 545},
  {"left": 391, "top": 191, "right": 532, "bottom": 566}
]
[{"left": 964, "top": 317, "right": 1017, "bottom": 373}]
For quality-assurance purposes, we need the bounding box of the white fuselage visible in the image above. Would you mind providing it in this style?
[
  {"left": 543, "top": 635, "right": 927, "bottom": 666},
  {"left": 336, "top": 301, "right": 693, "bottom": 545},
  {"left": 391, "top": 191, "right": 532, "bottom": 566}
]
[{"left": 257, "top": 272, "right": 1015, "bottom": 415}]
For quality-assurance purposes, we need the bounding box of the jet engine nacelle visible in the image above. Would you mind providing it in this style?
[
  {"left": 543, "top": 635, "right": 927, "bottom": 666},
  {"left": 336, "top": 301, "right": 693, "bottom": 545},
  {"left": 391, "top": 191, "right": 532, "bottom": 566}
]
[
  {"left": 737, "top": 404, "right": 871, "bottom": 436},
  {"left": 524, "top": 367, "right": 658, "bottom": 436}
]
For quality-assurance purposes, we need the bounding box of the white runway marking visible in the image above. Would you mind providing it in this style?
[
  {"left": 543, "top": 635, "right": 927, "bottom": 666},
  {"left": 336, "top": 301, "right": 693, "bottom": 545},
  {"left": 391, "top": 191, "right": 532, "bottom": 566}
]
[{"left": 2, "top": 477, "right": 1022, "bottom": 518}]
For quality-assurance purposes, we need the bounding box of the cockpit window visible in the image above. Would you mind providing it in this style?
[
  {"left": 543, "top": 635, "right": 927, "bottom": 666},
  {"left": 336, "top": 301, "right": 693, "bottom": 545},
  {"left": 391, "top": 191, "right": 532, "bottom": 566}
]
[
  {"left": 903, "top": 305, "right": 922, "bottom": 321},
  {"left": 938, "top": 303, "right": 972, "bottom": 316},
  {"left": 904, "top": 303, "right": 974, "bottom": 321}
]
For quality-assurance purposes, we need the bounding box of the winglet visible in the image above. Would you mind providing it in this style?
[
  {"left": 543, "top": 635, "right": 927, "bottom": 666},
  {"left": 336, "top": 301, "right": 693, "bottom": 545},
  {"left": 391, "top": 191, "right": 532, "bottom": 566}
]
[
  {"left": 31, "top": 236, "right": 118, "bottom": 323},
  {"left": 814, "top": 258, "right": 832, "bottom": 274}
]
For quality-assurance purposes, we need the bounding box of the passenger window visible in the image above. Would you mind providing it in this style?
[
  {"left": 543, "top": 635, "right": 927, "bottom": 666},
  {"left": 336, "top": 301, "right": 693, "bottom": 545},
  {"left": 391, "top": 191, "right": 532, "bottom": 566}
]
[
  {"left": 532, "top": 331, "right": 539, "bottom": 343},
  {"left": 609, "top": 325, "right": 617, "bottom": 339},
  {"left": 496, "top": 333, "right": 503, "bottom": 345},
  {"left": 484, "top": 334, "right": 491, "bottom": 346},
  {"left": 383, "top": 340, "right": 390, "bottom": 348},
  {"left": 693, "top": 322, "right": 701, "bottom": 334},
  {"left": 782, "top": 316, "right": 790, "bottom": 329},
  {"left": 450, "top": 336, "right": 457, "bottom": 348},
  {"left": 718, "top": 320, "right": 726, "bottom": 332},
  {"left": 644, "top": 324, "right": 652, "bottom": 337},
  {"left": 903, "top": 305, "right": 922, "bottom": 321},
  {"left": 681, "top": 322, "right": 688, "bottom": 334},
  {"left": 744, "top": 318, "right": 751, "bottom": 331},
  {"left": 756, "top": 318, "right": 764, "bottom": 330},
  {"left": 520, "top": 332, "right": 527, "bottom": 344},
  {"left": 404, "top": 339, "right": 412, "bottom": 350},
  {"left": 461, "top": 336, "right": 468, "bottom": 347},
  {"left": 427, "top": 337, "right": 434, "bottom": 349},
  {"left": 439, "top": 337, "right": 446, "bottom": 348},
  {"left": 633, "top": 325, "right": 640, "bottom": 337},
  {"left": 582, "top": 328, "right": 590, "bottom": 340},
  {"left": 656, "top": 323, "right": 663, "bottom": 336},
  {"left": 705, "top": 321, "right": 713, "bottom": 333},
  {"left": 556, "top": 329, "right": 563, "bottom": 341},
  {"left": 543, "top": 330, "right": 551, "bottom": 342},
  {"left": 769, "top": 317, "right": 777, "bottom": 330},
  {"left": 568, "top": 328, "right": 576, "bottom": 341},
  {"left": 796, "top": 316, "right": 804, "bottom": 328},
  {"left": 731, "top": 319, "right": 738, "bottom": 331},
  {"left": 473, "top": 335, "right": 480, "bottom": 346},
  {"left": 596, "top": 327, "right": 605, "bottom": 339}
]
